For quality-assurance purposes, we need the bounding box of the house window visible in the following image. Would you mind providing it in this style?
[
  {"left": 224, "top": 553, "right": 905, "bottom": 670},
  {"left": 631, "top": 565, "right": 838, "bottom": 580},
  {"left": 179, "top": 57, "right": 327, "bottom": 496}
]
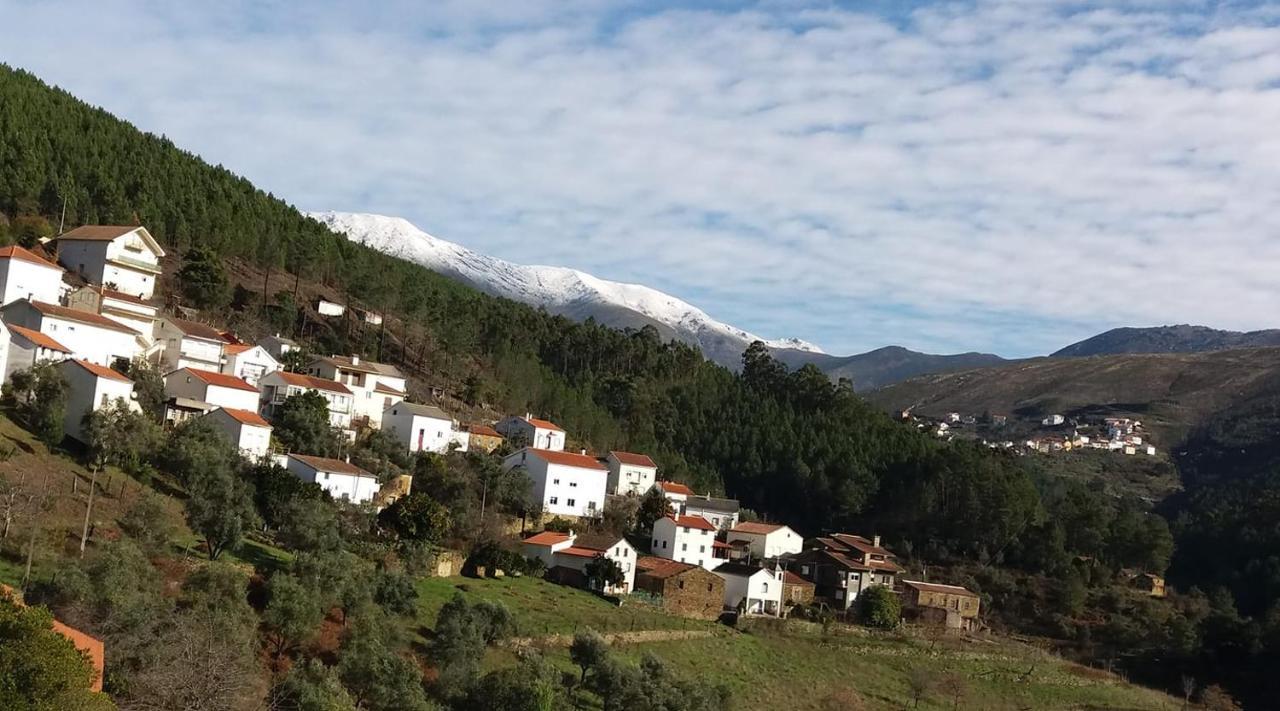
[
  {"left": 699, "top": 545, "right": 705, "bottom": 554},
  {"left": 662, "top": 541, "right": 667, "bottom": 549},
  {"left": 801, "top": 565, "right": 810, "bottom": 575},
  {"left": 678, "top": 580, "right": 685, "bottom": 590},
  {"left": 707, "top": 583, "right": 713, "bottom": 592},
  {"left": 681, "top": 543, "right": 687, "bottom": 552},
  {"left": 569, "top": 482, "right": 577, "bottom": 488},
  {"left": 553, "top": 478, "right": 560, "bottom": 485},
  {"left": 762, "top": 582, "right": 769, "bottom": 592},
  {"left": 652, "top": 538, "right": 658, "bottom": 548},
  {"left": 566, "top": 498, "right": 575, "bottom": 507},
  {"left": 549, "top": 497, "right": 559, "bottom": 505}
]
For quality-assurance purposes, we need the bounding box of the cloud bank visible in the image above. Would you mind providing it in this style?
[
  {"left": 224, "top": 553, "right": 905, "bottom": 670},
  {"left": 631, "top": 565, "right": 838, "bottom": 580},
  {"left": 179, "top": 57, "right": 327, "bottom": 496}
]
[{"left": 3, "top": 0, "right": 1279, "bottom": 356}]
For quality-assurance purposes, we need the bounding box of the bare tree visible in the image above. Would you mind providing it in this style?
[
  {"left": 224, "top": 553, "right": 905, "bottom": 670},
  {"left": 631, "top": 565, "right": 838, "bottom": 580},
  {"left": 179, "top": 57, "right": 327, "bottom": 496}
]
[
  {"left": 1181, "top": 675, "right": 1196, "bottom": 711},
  {"left": 907, "top": 667, "right": 936, "bottom": 709},
  {"left": 0, "top": 466, "right": 30, "bottom": 539},
  {"left": 938, "top": 671, "right": 969, "bottom": 711}
]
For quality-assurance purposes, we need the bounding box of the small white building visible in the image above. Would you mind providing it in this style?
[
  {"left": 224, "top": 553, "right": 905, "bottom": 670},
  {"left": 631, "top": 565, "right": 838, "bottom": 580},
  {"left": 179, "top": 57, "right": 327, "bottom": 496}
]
[
  {"left": 1042, "top": 414, "right": 1065, "bottom": 426},
  {"left": 316, "top": 300, "right": 346, "bottom": 317},
  {"left": 655, "top": 480, "right": 694, "bottom": 510},
  {"left": 382, "top": 402, "right": 467, "bottom": 454},
  {"left": 714, "top": 563, "right": 783, "bottom": 617},
  {"left": 58, "top": 359, "right": 137, "bottom": 443},
  {"left": 651, "top": 514, "right": 726, "bottom": 571},
  {"left": 154, "top": 317, "right": 227, "bottom": 372},
  {"left": 221, "top": 343, "right": 279, "bottom": 386},
  {"left": 495, "top": 414, "right": 566, "bottom": 451},
  {"left": 726, "top": 522, "right": 803, "bottom": 560},
  {"left": 65, "top": 286, "right": 159, "bottom": 345},
  {"left": 5, "top": 324, "right": 70, "bottom": 381},
  {"left": 521, "top": 530, "right": 637, "bottom": 595},
  {"left": 501, "top": 448, "right": 608, "bottom": 519},
  {"left": 259, "top": 370, "right": 354, "bottom": 430},
  {"left": 0, "top": 245, "right": 64, "bottom": 306},
  {"left": 306, "top": 355, "right": 406, "bottom": 430},
  {"left": 605, "top": 451, "right": 658, "bottom": 496},
  {"left": 1, "top": 299, "right": 143, "bottom": 367},
  {"left": 285, "top": 454, "right": 379, "bottom": 504},
  {"left": 682, "top": 495, "right": 741, "bottom": 531},
  {"left": 203, "top": 407, "right": 273, "bottom": 460},
  {"left": 56, "top": 225, "right": 165, "bottom": 300},
  {"left": 163, "top": 367, "right": 261, "bottom": 412},
  {"left": 258, "top": 334, "right": 299, "bottom": 361}
]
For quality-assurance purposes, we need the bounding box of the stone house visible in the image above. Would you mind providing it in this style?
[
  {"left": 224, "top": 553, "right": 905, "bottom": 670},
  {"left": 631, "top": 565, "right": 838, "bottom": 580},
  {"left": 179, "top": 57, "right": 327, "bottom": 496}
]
[
  {"left": 634, "top": 556, "right": 725, "bottom": 620},
  {"left": 900, "top": 580, "right": 981, "bottom": 631}
]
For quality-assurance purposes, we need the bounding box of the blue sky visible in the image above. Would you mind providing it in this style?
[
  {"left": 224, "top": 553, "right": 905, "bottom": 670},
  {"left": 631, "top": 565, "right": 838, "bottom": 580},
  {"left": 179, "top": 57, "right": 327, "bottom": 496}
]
[{"left": 3, "top": 0, "right": 1280, "bottom": 357}]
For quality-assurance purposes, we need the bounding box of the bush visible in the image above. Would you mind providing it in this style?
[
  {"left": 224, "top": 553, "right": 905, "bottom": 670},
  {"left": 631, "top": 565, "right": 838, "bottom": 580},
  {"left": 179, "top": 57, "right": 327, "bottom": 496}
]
[{"left": 856, "top": 586, "right": 902, "bottom": 629}]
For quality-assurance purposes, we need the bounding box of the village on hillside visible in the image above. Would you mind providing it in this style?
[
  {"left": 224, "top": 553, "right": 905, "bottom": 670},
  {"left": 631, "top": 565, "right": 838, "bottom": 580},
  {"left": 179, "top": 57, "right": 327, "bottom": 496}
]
[
  {"left": 902, "top": 408, "right": 1161, "bottom": 458},
  {"left": 0, "top": 224, "right": 1001, "bottom": 637}
]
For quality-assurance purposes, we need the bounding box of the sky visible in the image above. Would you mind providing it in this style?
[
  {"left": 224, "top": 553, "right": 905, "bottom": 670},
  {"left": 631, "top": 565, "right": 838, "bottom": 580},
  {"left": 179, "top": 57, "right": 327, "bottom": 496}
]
[{"left": 3, "top": 0, "right": 1280, "bottom": 357}]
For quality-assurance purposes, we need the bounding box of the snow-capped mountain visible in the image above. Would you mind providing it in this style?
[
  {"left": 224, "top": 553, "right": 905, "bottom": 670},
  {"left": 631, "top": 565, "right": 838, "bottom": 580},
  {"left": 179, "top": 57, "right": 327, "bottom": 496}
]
[{"left": 308, "top": 211, "right": 825, "bottom": 368}]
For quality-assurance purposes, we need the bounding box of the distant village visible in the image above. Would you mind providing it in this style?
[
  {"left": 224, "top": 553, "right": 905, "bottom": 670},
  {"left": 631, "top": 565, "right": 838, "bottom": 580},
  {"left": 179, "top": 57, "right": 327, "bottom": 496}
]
[
  {"left": 0, "top": 224, "right": 992, "bottom": 634},
  {"left": 901, "top": 408, "right": 1159, "bottom": 458}
]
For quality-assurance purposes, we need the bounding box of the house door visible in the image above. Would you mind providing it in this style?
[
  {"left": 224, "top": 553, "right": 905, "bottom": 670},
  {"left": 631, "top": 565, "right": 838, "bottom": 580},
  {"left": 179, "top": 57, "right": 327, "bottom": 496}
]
[{"left": 417, "top": 428, "right": 425, "bottom": 451}]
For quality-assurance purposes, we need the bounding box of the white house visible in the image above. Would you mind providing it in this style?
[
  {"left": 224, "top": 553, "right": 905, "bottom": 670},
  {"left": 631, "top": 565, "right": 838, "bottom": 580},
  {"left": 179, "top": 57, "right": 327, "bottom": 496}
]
[
  {"left": 682, "top": 495, "right": 741, "bottom": 531},
  {"left": 285, "top": 454, "right": 380, "bottom": 505},
  {"left": 1, "top": 299, "right": 142, "bottom": 367},
  {"left": 5, "top": 324, "right": 70, "bottom": 380},
  {"left": 521, "top": 530, "right": 637, "bottom": 595},
  {"left": 258, "top": 334, "right": 299, "bottom": 361},
  {"left": 316, "top": 299, "right": 345, "bottom": 317},
  {"left": 163, "top": 367, "right": 260, "bottom": 412},
  {"left": 56, "top": 225, "right": 165, "bottom": 300},
  {"left": 495, "top": 414, "right": 566, "bottom": 451},
  {"left": 58, "top": 359, "right": 136, "bottom": 443},
  {"left": 0, "top": 245, "right": 63, "bottom": 306},
  {"left": 259, "top": 370, "right": 354, "bottom": 430},
  {"left": 221, "top": 343, "right": 279, "bottom": 386},
  {"left": 382, "top": 402, "right": 468, "bottom": 454},
  {"left": 655, "top": 480, "right": 694, "bottom": 510},
  {"left": 154, "top": 317, "right": 227, "bottom": 372},
  {"left": 65, "top": 286, "right": 158, "bottom": 345},
  {"left": 203, "top": 407, "right": 273, "bottom": 460},
  {"left": 1042, "top": 414, "right": 1065, "bottom": 426},
  {"left": 501, "top": 448, "right": 608, "bottom": 519},
  {"left": 726, "top": 522, "right": 803, "bottom": 560},
  {"left": 306, "top": 355, "right": 406, "bottom": 430},
  {"left": 651, "top": 514, "right": 727, "bottom": 571},
  {"left": 605, "top": 451, "right": 658, "bottom": 496},
  {"left": 714, "top": 563, "right": 783, "bottom": 617}
]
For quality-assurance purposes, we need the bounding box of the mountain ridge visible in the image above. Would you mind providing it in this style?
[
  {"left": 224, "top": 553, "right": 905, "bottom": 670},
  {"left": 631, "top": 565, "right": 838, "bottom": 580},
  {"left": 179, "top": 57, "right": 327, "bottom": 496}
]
[{"left": 1052, "top": 324, "right": 1280, "bottom": 357}]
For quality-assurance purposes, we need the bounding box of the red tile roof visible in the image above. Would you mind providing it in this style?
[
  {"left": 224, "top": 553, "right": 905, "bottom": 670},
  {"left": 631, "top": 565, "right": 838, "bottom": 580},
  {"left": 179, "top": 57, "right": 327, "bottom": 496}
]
[
  {"left": 180, "top": 368, "right": 258, "bottom": 392},
  {"left": 99, "top": 287, "right": 155, "bottom": 307},
  {"left": 902, "top": 580, "right": 978, "bottom": 597},
  {"left": 635, "top": 556, "right": 700, "bottom": 580},
  {"left": 658, "top": 481, "right": 695, "bottom": 496},
  {"left": 782, "top": 570, "right": 814, "bottom": 587},
  {"left": 468, "top": 424, "right": 502, "bottom": 438},
  {"left": 667, "top": 514, "right": 716, "bottom": 531},
  {"left": 29, "top": 300, "right": 139, "bottom": 335},
  {"left": 66, "top": 359, "right": 132, "bottom": 383},
  {"left": 217, "top": 407, "right": 271, "bottom": 428},
  {"left": 522, "top": 531, "right": 572, "bottom": 547},
  {"left": 525, "top": 448, "right": 608, "bottom": 470},
  {"left": 827, "top": 533, "right": 895, "bottom": 558},
  {"left": 7, "top": 324, "right": 71, "bottom": 353},
  {"left": 223, "top": 343, "right": 253, "bottom": 355},
  {"left": 270, "top": 370, "right": 353, "bottom": 395},
  {"left": 731, "top": 522, "right": 788, "bottom": 536},
  {"left": 524, "top": 416, "right": 563, "bottom": 432},
  {"left": 57, "top": 225, "right": 141, "bottom": 241},
  {"left": 0, "top": 245, "right": 61, "bottom": 270},
  {"left": 610, "top": 451, "right": 657, "bottom": 468},
  {"left": 374, "top": 381, "right": 405, "bottom": 396},
  {"left": 558, "top": 546, "right": 604, "bottom": 559},
  {"left": 164, "top": 317, "right": 227, "bottom": 341},
  {"left": 288, "top": 454, "right": 372, "bottom": 477}
]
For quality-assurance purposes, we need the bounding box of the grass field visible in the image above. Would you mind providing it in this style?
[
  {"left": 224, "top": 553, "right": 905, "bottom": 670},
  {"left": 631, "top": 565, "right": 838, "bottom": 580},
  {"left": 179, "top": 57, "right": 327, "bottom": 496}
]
[{"left": 423, "top": 575, "right": 1180, "bottom": 710}]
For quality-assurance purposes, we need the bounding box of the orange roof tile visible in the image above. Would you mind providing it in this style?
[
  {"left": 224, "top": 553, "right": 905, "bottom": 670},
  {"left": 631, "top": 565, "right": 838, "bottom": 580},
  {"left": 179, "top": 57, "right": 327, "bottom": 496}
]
[
  {"left": 164, "top": 316, "right": 226, "bottom": 341},
  {"left": 523, "top": 531, "right": 572, "bottom": 546},
  {"left": 29, "top": 300, "right": 139, "bottom": 335},
  {"left": 179, "top": 368, "right": 259, "bottom": 393},
  {"left": 66, "top": 359, "right": 132, "bottom": 383},
  {"left": 0, "top": 245, "right": 61, "bottom": 270},
  {"left": 525, "top": 448, "right": 608, "bottom": 470},
  {"left": 468, "top": 424, "right": 502, "bottom": 438},
  {"left": 374, "top": 381, "right": 405, "bottom": 396},
  {"left": 667, "top": 514, "right": 716, "bottom": 531},
  {"left": 635, "top": 556, "right": 700, "bottom": 579},
  {"left": 270, "top": 370, "right": 353, "bottom": 395},
  {"left": 731, "top": 522, "right": 788, "bottom": 536},
  {"left": 782, "top": 570, "right": 813, "bottom": 587},
  {"left": 558, "top": 546, "right": 604, "bottom": 559},
  {"left": 524, "top": 416, "right": 563, "bottom": 432},
  {"left": 223, "top": 343, "right": 253, "bottom": 355},
  {"left": 216, "top": 407, "right": 271, "bottom": 428},
  {"left": 99, "top": 287, "right": 155, "bottom": 307},
  {"left": 57, "top": 225, "right": 140, "bottom": 241},
  {"left": 658, "top": 481, "right": 695, "bottom": 496},
  {"left": 7, "top": 324, "right": 71, "bottom": 353},
  {"left": 610, "top": 451, "right": 657, "bottom": 468}
]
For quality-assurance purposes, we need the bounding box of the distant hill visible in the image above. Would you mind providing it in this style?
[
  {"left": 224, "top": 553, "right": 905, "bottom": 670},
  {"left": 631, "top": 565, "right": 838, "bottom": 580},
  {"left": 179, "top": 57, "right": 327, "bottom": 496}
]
[
  {"left": 867, "top": 347, "right": 1280, "bottom": 444},
  {"left": 774, "top": 345, "right": 1008, "bottom": 392},
  {"left": 1053, "top": 325, "right": 1280, "bottom": 357}
]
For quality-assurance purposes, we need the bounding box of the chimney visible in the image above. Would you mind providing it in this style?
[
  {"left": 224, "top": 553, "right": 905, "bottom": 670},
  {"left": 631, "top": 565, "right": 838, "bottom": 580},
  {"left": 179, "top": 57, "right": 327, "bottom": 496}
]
[
  {"left": 580, "top": 448, "right": 587, "bottom": 456},
  {"left": 351, "top": 354, "right": 360, "bottom": 365},
  {"left": 525, "top": 412, "right": 533, "bottom": 420},
  {"left": 873, "top": 535, "right": 881, "bottom": 547}
]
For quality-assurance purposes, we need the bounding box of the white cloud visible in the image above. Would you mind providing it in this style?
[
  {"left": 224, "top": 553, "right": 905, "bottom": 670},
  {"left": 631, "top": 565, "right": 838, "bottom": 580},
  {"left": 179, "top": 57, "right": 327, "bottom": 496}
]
[{"left": 3, "top": 0, "right": 1279, "bottom": 356}]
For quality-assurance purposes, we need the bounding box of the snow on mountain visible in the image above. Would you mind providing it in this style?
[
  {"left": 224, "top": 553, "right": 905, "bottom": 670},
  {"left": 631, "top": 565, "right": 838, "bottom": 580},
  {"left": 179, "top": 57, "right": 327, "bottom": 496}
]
[{"left": 307, "top": 211, "right": 825, "bottom": 367}]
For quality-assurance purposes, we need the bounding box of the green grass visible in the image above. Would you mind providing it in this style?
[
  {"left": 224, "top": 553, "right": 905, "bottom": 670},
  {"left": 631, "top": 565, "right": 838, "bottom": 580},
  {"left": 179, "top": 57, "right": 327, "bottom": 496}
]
[
  {"left": 416, "top": 575, "right": 720, "bottom": 638},
  {"left": 419, "top": 575, "right": 1179, "bottom": 710}
]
